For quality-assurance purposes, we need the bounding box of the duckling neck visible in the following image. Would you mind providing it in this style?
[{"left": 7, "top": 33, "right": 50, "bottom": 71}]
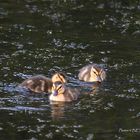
[
  {"left": 50, "top": 88, "right": 72, "bottom": 102},
  {"left": 50, "top": 93, "right": 65, "bottom": 102}
]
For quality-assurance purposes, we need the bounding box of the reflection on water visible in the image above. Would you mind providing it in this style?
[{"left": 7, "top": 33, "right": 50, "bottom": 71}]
[
  {"left": 0, "top": 0, "right": 140, "bottom": 139},
  {"left": 50, "top": 102, "right": 66, "bottom": 121}
]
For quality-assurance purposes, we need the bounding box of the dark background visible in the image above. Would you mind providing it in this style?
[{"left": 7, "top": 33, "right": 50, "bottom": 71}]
[{"left": 0, "top": 0, "right": 140, "bottom": 139}]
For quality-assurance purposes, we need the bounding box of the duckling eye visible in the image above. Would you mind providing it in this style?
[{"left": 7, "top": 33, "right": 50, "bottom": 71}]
[
  {"left": 57, "top": 85, "right": 62, "bottom": 91},
  {"left": 93, "top": 71, "right": 98, "bottom": 75}
]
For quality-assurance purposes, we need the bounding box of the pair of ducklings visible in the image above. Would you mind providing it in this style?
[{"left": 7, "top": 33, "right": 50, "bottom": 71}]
[{"left": 19, "top": 64, "right": 106, "bottom": 102}]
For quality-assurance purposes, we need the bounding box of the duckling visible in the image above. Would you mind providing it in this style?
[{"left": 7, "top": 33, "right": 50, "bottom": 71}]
[
  {"left": 19, "top": 73, "right": 67, "bottom": 93},
  {"left": 78, "top": 64, "right": 106, "bottom": 82},
  {"left": 49, "top": 81, "right": 80, "bottom": 102}
]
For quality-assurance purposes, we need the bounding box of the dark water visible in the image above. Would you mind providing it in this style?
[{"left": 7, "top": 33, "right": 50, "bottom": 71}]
[{"left": 0, "top": 0, "right": 140, "bottom": 139}]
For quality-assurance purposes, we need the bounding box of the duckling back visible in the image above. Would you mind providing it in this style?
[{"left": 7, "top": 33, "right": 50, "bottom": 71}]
[
  {"left": 19, "top": 72, "right": 67, "bottom": 93},
  {"left": 49, "top": 81, "right": 80, "bottom": 102},
  {"left": 66, "top": 88, "right": 80, "bottom": 101},
  {"left": 19, "top": 75, "right": 52, "bottom": 93},
  {"left": 78, "top": 64, "right": 106, "bottom": 82}
]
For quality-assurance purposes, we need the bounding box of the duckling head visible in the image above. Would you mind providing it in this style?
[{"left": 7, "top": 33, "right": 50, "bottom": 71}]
[
  {"left": 51, "top": 81, "right": 66, "bottom": 96},
  {"left": 51, "top": 72, "right": 67, "bottom": 83},
  {"left": 91, "top": 67, "right": 106, "bottom": 82}
]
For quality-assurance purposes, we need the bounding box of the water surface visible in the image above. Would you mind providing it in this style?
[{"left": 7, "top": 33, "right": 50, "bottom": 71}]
[{"left": 0, "top": 1, "right": 140, "bottom": 139}]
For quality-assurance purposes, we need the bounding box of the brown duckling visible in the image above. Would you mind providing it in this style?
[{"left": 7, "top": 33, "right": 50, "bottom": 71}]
[
  {"left": 49, "top": 81, "right": 80, "bottom": 102},
  {"left": 78, "top": 64, "right": 106, "bottom": 82},
  {"left": 19, "top": 73, "right": 67, "bottom": 93}
]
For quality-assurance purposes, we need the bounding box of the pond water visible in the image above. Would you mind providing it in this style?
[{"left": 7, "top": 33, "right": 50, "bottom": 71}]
[{"left": 0, "top": 0, "right": 140, "bottom": 139}]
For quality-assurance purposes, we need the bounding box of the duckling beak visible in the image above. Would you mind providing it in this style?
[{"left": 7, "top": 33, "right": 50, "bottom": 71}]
[
  {"left": 97, "top": 76, "right": 102, "bottom": 83},
  {"left": 52, "top": 90, "right": 58, "bottom": 96}
]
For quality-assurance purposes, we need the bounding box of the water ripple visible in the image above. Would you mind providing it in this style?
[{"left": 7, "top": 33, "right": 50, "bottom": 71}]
[{"left": 0, "top": 106, "right": 46, "bottom": 111}]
